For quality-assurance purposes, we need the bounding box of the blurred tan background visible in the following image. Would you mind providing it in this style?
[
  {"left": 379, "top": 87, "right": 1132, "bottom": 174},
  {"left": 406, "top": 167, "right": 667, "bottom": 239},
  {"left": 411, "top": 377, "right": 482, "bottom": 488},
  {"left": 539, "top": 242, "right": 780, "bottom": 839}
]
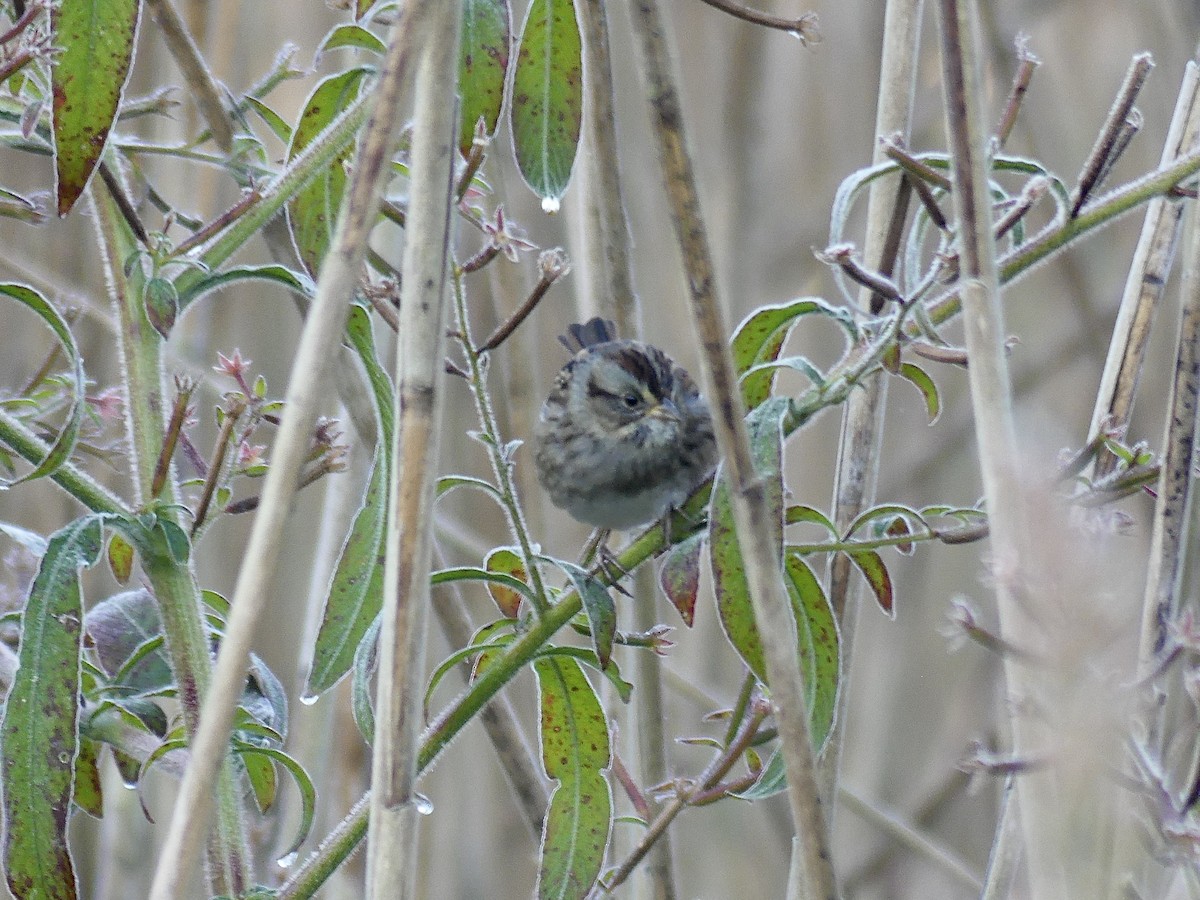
[{"left": 0, "top": 0, "right": 1196, "bottom": 896}]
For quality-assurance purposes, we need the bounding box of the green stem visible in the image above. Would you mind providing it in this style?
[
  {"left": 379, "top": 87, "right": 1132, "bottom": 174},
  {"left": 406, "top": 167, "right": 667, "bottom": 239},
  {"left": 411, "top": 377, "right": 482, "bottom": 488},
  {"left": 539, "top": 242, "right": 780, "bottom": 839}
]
[
  {"left": 177, "top": 92, "right": 372, "bottom": 287},
  {"left": 92, "top": 185, "right": 251, "bottom": 894},
  {"left": 451, "top": 269, "right": 551, "bottom": 614},
  {"left": 0, "top": 409, "right": 128, "bottom": 515}
]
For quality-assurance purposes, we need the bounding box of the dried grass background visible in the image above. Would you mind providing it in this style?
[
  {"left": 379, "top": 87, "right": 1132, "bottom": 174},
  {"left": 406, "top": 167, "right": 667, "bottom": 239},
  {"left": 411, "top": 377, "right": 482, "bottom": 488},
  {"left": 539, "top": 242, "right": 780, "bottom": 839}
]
[{"left": 0, "top": 0, "right": 1196, "bottom": 897}]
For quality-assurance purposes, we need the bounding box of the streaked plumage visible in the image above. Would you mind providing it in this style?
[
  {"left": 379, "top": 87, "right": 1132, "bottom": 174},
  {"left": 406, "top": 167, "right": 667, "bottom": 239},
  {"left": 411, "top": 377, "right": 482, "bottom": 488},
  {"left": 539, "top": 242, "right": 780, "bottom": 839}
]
[{"left": 534, "top": 318, "right": 717, "bottom": 530}]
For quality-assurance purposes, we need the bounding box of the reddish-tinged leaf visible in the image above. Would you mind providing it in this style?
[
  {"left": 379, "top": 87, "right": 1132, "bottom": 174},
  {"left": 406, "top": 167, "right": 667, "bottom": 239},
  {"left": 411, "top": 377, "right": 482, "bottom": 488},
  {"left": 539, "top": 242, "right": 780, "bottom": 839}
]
[
  {"left": 845, "top": 549, "right": 895, "bottom": 617},
  {"left": 897, "top": 361, "right": 941, "bottom": 425},
  {"left": 658, "top": 531, "right": 703, "bottom": 626},
  {"left": 485, "top": 547, "right": 527, "bottom": 618},
  {"left": 51, "top": 0, "right": 141, "bottom": 215}
]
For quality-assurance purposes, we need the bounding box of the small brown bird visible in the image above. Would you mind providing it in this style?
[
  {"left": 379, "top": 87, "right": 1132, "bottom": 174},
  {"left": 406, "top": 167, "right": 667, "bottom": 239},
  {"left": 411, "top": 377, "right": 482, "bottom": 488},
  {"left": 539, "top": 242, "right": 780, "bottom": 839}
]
[{"left": 533, "top": 318, "right": 717, "bottom": 533}]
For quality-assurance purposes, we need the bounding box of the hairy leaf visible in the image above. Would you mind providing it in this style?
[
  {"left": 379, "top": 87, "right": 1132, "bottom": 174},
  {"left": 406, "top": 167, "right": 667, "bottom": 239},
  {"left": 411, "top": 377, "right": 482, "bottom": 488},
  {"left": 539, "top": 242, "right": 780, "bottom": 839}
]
[{"left": 534, "top": 656, "right": 611, "bottom": 900}]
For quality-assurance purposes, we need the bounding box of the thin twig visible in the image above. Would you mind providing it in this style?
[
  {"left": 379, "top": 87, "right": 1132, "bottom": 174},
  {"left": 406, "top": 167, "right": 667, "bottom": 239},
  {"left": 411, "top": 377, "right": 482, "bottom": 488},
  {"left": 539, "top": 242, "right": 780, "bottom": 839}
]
[
  {"left": 1070, "top": 53, "right": 1154, "bottom": 216},
  {"left": 840, "top": 787, "right": 983, "bottom": 892},
  {"left": 994, "top": 40, "right": 1040, "bottom": 149},
  {"left": 98, "top": 161, "right": 149, "bottom": 246},
  {"left": 150, "top": 376, "right": 195, "bottom": 499},
  {"left": 475, "top": 250, "right": 569, "bottom": 353},
  {"left": 695, "top": 0, "right": 819, "bottom": 38}
]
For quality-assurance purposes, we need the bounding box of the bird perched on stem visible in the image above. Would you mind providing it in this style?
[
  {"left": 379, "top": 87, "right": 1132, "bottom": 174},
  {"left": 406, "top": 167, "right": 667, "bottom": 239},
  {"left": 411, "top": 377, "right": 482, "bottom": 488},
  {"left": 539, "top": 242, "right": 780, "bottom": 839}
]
[{"left": 534, "top": 317, "right": 718, "bottom": 568}]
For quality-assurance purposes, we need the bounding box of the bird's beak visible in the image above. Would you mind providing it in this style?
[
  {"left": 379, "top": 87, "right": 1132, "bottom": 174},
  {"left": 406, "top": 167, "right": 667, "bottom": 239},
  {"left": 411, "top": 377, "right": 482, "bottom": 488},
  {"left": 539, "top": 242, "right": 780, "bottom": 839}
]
[{"left": 648, "top": 398, "right": 681, "bottom": 422}]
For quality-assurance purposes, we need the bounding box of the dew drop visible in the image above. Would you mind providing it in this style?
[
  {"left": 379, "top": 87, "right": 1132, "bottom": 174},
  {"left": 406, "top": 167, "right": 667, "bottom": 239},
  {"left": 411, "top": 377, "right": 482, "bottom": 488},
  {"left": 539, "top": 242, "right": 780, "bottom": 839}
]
[
  {"left": 277, "top": 851, "right": 298, "bottom": 869},
  {"left": 414, "top": 793, "right": 434, "bottom": 816},
  {"left": 299, "top": 692, "right": 319, "bottom": 706},
  {"left": 541, "top": 196, "right": 561, "bottom": 214}
]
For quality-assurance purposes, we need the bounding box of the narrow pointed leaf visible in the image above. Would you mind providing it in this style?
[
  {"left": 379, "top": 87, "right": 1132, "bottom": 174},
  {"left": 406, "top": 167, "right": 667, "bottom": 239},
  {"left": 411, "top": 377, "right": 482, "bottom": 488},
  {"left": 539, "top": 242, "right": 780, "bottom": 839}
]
[
  {"left": 534, "top": 656, "right": 611, "bottom": 900},
  {"left": 285, "top": 67, "right": 371, "bottom": 276},
  {"left": 2, "top": 515, "right": 104, "bottom": 900},
  {"left": 708, "top": 399, "right": 788, "bottom": 683},
  {"left": 51, "top": 0, "right": 142, "bottom": 214},
  {"left": 897, "top": 362, "right": 941, "bottom": 425},
  {"left": 845, "top": 549, "right": 895, "bottom": 617},
  {"left": 555, "top": 561, "right": 616, "bottom": 670},
  {"left": 783, "top": 553, "right": 840, "bottom": 754},
  {"left": 0, "top": 284, "right": 86, "bottom": 487},
  {"left": 305, "top": 306, "right": 392, "bottom": 697},
  {"left": 511, "top": 0, "right": 582, "bottom": 203},
  {"left": 177, "top": 264, "right": 315, "bottom": 312},
  {"left": 459, "top": 0, "right": 511, "bottom": 155}
]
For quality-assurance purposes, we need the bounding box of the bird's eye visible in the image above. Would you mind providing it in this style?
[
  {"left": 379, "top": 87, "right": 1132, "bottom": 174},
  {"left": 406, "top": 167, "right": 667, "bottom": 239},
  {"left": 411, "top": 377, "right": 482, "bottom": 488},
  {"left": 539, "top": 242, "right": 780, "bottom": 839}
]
[{"left": 622, "top": 393, "right": 641, "bottom": 408}]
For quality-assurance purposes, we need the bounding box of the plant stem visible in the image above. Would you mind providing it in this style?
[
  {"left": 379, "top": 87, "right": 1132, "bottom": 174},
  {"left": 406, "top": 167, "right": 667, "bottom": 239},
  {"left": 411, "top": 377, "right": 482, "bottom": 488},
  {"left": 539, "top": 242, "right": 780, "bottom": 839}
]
[
  {"left": 453, "top": 276, "right": 552, "bottom": 614},
  {"left": 92, "top": 181, "right": 250, "bottom": 895},
  {"left": 365, "top": 2, "right": 460, "bottom": 896},
  {"left": 626, "top": 1, "right": 835, "bottom": 896},
  {"left": 148, "top": 2, "right": 432, "bottom": 893}
]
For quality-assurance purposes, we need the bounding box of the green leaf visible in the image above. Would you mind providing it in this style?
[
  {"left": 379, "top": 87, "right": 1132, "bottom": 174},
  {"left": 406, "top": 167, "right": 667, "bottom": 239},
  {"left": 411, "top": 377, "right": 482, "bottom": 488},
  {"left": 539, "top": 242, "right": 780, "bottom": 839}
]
[
  {"left": 554, "top": 561, "right": 616, "bottom": 671},
  {"left": 285, "top": 67, "right": 371, "bottom": 276},
  {"left": 658, "top": 530, "right": 703, "bottom": 627},
  {"left": 844, "top": 503, "right": 926, "bottom": 540},
  {"left": 783, "top": 553, "right": 840, "bottom": 754},
  {"left": 708, "top": 399, "right": 788, "bottom": 683},
  {"left": 896, "top": 362, "right": 941, "bottom": 425},
  {"left": 459, "top": 0, "right": 511, "bottom": 155},
  {"left": 510, "top": 0, "right": 582, "bottom": 205},
  {"left": 304, "top": 307, "right": 393, "bottom": 698},
  {"left": 484, "top": 547, "right": 528, "bottom": 618},
  {"left": 533, "top": 656, "right": 611, "bottom": 900},
  {"left": 430, "top": 566, "right": 537, "bottom": 600},
  {"left": 51, "top": 0, "right": 141, "bottom": 214},
  {"left": 435, "top": 474, "right": 504, "bottom": 503},
  {"left": 240, "top": 744, "right": 278, "bottom": 814},
  {"left": 735, "top": 747, "right": 785, "bottom": 801},
  {"left": 177, "top": 263, "right": 315, "bottom": 313},
  {"left": 425, "top": 623, "right": 514, "bottom": 715},
  {"left": 106, "top": 531, "right": 134, "bottom": 583},
  {"left": 351, "top": 616, "right": 379, "bottom": 745},
  {"left": 0, "top": 283, "right": 86, "bottom": 487},
  {"left": 536, "top": 646, "right": 632, "bottom": 704},
  {"left": 143, "top": 276, "right": 178, "bottom": 338},
  {"left": 785, "top": 504, "right": 839, "bottom": 536},
  {"left": 2, "top": 515, "right": 104, "bottom": 900},
  {"left": 730, "top": 298, "right": 856, "bottom": 409},
  {"left": 72, "top": 739, "right": 104, "bottom": 818},
  {"left": 243, "top": 96, "right": 294, "bottom": 145},
  {"left": 234, "top": 743, "right": 316, "bottom": 862},
  {"left": 319, "top": 23, "right": 388, "bottom": 57},
  {"left": 739, "top": 355, "right": 825, "bottom": 408}
]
